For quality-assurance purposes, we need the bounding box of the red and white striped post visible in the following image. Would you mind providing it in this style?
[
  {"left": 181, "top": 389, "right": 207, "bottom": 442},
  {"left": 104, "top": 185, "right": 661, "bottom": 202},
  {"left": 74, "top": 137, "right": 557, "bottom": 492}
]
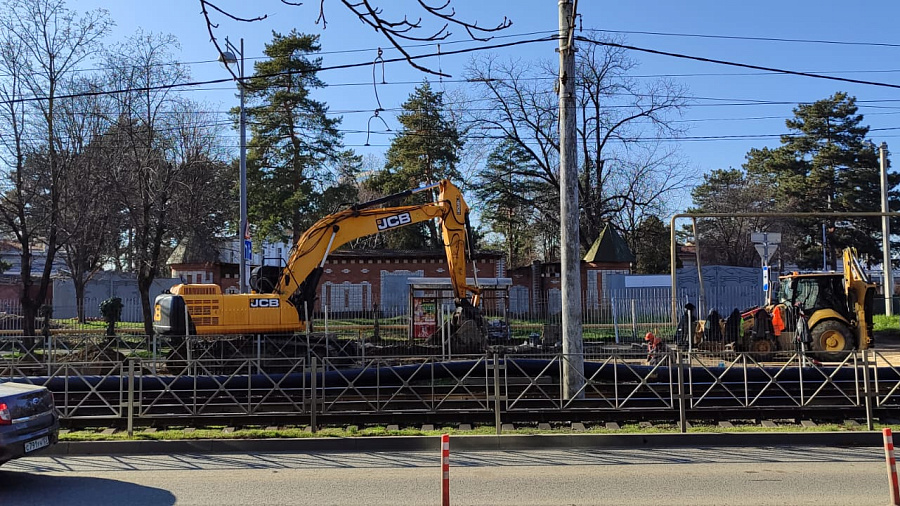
[
  {"left": 441, "top": 433, "right": 450, "bottom": 506},
  {"left": 884, "top": 428, "right": 900, "bottom": 506}
]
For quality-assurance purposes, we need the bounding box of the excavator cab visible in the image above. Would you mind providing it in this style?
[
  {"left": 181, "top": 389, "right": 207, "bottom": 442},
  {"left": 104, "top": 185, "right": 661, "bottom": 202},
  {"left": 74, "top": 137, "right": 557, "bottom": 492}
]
[{"left": 778, "top": 274, "right": 851, "bottom": 322}]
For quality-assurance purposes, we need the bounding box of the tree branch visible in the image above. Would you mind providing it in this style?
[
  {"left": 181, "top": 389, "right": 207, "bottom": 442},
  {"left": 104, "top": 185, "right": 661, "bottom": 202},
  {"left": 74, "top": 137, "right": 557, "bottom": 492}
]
[{"left": 198, "top": 0, "right": 512, "bottom": 77}]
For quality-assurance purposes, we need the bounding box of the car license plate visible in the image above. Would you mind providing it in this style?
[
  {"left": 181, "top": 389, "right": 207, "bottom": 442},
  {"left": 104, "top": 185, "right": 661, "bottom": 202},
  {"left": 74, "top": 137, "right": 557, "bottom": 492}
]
[{"left": 24, "top": 436, "right": 49, "bottom": 453}]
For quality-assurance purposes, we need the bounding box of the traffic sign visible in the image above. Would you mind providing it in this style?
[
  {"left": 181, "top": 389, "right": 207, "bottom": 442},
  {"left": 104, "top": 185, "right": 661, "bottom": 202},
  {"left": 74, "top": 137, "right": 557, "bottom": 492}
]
[
  {"left": 762, "top": 265, "right": 770, "bottom": 292},
  {"left": 751, "top": 232, "right": 781, "bottom": 244},
  {"left": 754, "top": 243, "right": 779, "bottom": 262},
  {"left": 243, "top": 239, "right": 252, "bottom": 261}
]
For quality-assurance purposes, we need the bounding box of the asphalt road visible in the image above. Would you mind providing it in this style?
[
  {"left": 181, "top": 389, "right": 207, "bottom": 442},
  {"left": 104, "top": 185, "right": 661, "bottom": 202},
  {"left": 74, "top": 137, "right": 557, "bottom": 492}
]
[{"left": 0, "top": 446, "right": 889, "bottom": 505}]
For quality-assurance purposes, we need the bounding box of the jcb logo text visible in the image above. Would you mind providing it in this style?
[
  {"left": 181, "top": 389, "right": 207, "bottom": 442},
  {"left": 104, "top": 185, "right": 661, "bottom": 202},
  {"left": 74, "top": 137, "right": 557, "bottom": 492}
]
[
  {"left": 376, "top": 212, "right": 412, "bottom": 231},
  {"left": 250, "top": 298, "right": 280, "bottom": 308}
]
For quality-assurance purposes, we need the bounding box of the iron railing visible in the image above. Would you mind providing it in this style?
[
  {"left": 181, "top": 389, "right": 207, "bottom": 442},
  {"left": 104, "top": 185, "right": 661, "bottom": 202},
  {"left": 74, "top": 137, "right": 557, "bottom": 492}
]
[{"left": 1, "top": 335, "right": 897, "bottom": 434}]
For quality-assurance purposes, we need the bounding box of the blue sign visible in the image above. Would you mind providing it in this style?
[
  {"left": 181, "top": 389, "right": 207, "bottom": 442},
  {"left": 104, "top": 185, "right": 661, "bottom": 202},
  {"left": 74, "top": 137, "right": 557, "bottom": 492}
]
[
  {"left": 762, "top": 265, "right": 770, "bottom": 292},
  {"left": 243, "top": 239, "right": 252, "bottom": 261}
]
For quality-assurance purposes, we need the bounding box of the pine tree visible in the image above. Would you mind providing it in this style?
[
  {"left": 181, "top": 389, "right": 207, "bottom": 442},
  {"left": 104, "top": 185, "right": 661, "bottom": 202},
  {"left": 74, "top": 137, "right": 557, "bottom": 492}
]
[
  {"left": 686, "top": 168, "right": 775, "bottom": 267},
  {"left": 474, "top": 138, "right": 555, "bottom": 266},
  {"left": 366, "top": 81, "right": 463, "bottom": 249},
  {"left": 745, "top": 92, "right": 897, "bottom": 268},
  {"left": 241, "top": 31, "right": 344, "bottom": 244},
  {"left": 631, "top": 216, "right": 674, "bottom": 274}
]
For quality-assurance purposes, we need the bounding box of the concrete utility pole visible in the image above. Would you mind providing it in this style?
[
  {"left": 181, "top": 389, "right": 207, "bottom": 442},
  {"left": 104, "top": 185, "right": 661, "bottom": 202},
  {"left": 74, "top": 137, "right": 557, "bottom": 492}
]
[
  {"left": 558, "top": 0, "right": 584, "bottom": 399},
  {"left": 880, "top": 142, "right": 893, "bottom": 316}
]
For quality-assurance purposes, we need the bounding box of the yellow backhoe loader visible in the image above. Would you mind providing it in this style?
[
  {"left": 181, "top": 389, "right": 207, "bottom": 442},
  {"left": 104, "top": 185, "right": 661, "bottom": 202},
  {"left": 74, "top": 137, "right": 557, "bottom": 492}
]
[{"left": 688, "top": 248, "right": 877, "bottom": 362}]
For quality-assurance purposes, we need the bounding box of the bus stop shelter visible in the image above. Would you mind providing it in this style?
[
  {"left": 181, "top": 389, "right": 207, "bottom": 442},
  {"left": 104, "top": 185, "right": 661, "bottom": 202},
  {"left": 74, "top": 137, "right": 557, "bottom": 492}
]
[{"left": 407, "top": 277, "right": 512, "bottom": 340}]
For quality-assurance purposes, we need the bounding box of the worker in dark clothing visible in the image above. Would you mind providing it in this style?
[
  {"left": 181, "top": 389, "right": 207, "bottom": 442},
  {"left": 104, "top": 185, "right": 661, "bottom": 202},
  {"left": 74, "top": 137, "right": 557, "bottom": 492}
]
[
  {"left": 675, "top": 303, "right": 696, "bottom": 347},
  {"left": 724, "top": 308, "right": 742, "bottom": 343}
]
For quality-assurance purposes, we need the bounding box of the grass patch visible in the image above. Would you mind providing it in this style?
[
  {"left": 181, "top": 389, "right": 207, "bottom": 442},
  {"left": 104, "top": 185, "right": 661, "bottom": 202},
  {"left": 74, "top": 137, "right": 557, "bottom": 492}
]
[
  {"left": 875, "top": 314, "right": 899, "bottom": 332},
  {"left": 58, "top": 420, "right": 883, "bottom": 442}
]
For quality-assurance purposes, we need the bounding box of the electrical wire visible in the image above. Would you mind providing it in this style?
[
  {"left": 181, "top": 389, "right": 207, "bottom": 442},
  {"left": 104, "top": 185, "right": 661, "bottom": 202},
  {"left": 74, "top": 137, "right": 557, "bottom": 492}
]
[
  {"left": 576, "top": 36, "right": 900, "bottom": 90},
  {"left": 595, "top": 28, "right": 900, "bottom": 49},
  {"left": 0, "top": 35, "right": 558, "bottom": 107}
]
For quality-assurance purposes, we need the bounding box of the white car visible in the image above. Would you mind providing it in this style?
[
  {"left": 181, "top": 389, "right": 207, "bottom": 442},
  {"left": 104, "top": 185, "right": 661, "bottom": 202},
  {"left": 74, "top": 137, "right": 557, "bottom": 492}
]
[{"left": 0, "top": 381, "right": 59, "bottom": 465}]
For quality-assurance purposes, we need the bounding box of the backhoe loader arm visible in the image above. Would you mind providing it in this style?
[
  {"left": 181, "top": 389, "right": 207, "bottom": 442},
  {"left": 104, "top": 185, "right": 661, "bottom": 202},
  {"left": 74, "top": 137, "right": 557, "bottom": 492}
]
[
  {"left": 842, "top": 247, "right": 876, "bottom": 349},
  {"left": 274, "top": 180, "right": 480, "bottom": 321},
  {"left": 842, "top": 247, "right": 872, "bottom": 285}
]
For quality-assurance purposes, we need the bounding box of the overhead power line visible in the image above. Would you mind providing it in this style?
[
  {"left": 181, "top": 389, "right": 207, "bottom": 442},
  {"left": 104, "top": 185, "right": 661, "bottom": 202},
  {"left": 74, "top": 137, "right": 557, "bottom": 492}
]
[
  {"left": 577, "top": 36, "right": 900, "bottom": 90},
  {"left": 0, "top": 29, "right": 562, "bottom": 79},
  {"left": 6, "top": 34, "right": 900, "bottom": 109},
  {"left": 596, "top": 29, "right": 900, "bottom": 49},
  {"left": 0, "top": 35, "right": 558, "bottom": 107}
]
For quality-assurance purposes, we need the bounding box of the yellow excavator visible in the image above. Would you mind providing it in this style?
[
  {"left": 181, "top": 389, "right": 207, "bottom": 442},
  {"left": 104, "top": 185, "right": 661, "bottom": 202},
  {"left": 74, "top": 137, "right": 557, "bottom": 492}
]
[{"left": 153, "top": 180, "right": 485, "bottom": 348}]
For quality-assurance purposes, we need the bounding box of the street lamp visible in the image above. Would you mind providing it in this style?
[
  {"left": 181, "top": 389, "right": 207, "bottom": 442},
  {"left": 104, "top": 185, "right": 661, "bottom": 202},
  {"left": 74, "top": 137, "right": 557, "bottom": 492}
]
[{"left": 219, "top": 37, "right": 249, "bottom": 294}]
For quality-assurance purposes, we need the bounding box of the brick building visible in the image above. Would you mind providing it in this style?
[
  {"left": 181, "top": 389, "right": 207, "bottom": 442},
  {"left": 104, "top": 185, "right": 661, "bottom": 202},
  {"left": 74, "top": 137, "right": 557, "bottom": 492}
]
[
  {"left": 313, "top": 249, "right": 504, "bottom": 314},
  {"left": 167, "top": 236, "right": 293, "bottom": 294},
  {"left": 166, "top": 237, "right": 505, "bottom": 313},
  {"left": 166, "top": 224, "right": 634, "bottom": 318}
]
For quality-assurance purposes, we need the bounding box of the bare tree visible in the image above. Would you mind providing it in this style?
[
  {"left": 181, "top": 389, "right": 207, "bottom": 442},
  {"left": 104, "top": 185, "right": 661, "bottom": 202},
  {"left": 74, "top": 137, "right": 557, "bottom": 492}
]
[
  {"left": 101, "top": 31, "right": 220, "bottom": 335},
  {"left": 57, "top": 76, "right": 119, "bottom": 323},
  {"left": 0, "top": 0, "right": 111, "bottom": 336},
  {"left": 466, "top": 32, "right": 692, "bottom": 257},
  {"left": 198, "top": 0, "right": 511, "bottom": 77},
  {"left": 165, "top": 99, "right": 233, "bottom": 257}
]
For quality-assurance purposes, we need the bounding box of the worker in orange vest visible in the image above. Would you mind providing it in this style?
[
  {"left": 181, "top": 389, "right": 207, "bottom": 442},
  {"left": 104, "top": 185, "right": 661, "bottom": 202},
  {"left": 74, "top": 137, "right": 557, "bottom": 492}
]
[
  {"left": 770, "top": 305, "right": 785, "bottom": 337},
  {"left": 644, "top": 331, "right": 668, "bottom": 365}
]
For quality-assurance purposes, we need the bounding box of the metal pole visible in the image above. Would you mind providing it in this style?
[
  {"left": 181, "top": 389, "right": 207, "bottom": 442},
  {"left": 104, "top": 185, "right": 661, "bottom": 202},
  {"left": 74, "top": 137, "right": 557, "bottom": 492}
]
[
  {"left": 493, "top": 352, "right": 501, "bottom": 434},
  {"left": 763, "top": 233, "right": 770, "bottom": 306},
  {"left": 631, "top": 299, "right": 637, "bottom": 342},
  {"left": 822, "top": 223, "right": 827, "bottom": 271},
  {"left": 677, "top": 349, "right": 687, "bottom": 433},
  {"left": 310, "top": 356, "right": 317, "bottom": 433},
  {"left": 864, "top": 349, "right": 874, "bottom": 431},
  {"left": 127, "top": 358, "right": 135, "bottom": 437},
  {"left": 256, "top": 334, "right": 261, "bottom": 375},
  {"left": 238, "top": 38, "right": 249, "bottom": 294},
  {"left": 558, "top": 0, "right": 584, "bottom": 401},
  {"left": 881, "top": 143, "right": 893, "bottom": 316},
  {"left": 447, "top": 311, "right": 453, "bottom": 360},
  {"left": 441, "top": 306, "right": 447, "bottom": 361},
  {"left": 611, "top": 295, "right": 619, "bottom": 344},
  {"left": 692, "top": 218, "right": 706, "bottom": 316},
  {"left": 671, "top": 216, "right": 678, "bottom": 326},
  {"left": 305, "top": 302, "right": 310, "bottom": 366}
]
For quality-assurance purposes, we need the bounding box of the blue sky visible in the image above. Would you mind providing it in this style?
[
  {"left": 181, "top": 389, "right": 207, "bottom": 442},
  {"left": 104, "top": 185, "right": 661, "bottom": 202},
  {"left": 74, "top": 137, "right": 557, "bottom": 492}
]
[{"left": 74, "top": 0, "right": 900, "bottom": 211}]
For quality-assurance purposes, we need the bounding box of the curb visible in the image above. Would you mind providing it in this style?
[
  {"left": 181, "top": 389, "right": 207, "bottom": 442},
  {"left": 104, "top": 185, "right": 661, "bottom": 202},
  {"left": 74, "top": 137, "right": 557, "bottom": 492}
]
[{"left": 44, "top": 431, "right": 884, "bottom": 456}]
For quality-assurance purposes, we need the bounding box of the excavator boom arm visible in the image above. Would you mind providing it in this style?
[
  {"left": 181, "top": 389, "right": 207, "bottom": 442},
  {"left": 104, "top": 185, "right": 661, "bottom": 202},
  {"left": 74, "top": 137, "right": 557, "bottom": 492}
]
[{"left": 274, "top": 180, "right": 479, "bottom": 318}]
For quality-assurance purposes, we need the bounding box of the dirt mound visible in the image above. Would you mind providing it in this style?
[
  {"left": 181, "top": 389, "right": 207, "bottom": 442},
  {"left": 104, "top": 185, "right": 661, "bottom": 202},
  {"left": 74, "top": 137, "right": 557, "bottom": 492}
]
[{"left": 60, "top": 344, "right": 126, "bottom": 375}]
